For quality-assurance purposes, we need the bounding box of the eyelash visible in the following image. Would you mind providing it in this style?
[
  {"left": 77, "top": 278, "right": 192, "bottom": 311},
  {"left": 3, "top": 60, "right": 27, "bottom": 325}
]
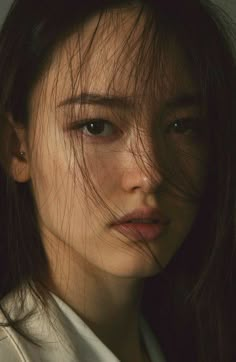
[
  {"left": 70, "top": 118, "right": 120, "bottom": 141},
  {"left": 166, "top": 118, "right": 201, "bottom": 136},
  {"left": 70, "top": 118, "right": 201, "bottom": 140}
]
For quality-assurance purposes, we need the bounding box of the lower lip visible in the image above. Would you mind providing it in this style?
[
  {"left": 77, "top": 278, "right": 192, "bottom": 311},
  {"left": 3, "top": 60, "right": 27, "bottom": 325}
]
[{"left": 111, "top": 222, "right": 168, "bottom": 241}]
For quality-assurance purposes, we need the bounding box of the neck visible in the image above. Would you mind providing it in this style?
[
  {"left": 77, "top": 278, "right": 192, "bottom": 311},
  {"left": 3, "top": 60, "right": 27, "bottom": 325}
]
[{"left": 42, "top": 242, "right": 149, "bottom": 362}]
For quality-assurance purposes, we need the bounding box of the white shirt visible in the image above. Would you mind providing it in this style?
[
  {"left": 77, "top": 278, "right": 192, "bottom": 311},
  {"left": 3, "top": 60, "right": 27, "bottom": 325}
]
[{"left": 0, "top": 286, "right": 166, "bottom": 361}]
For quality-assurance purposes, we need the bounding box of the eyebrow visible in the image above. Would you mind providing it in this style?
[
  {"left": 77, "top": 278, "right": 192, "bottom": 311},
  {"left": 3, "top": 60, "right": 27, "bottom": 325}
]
[
  {"left": 162, "top": 93, "right": 201, "bottom": 113},
  {"left": 57, "top": 92, "right": 134, "bottom": 109},
  {"left": 57, "top": 91, "right": 200, "bottom": 112}
]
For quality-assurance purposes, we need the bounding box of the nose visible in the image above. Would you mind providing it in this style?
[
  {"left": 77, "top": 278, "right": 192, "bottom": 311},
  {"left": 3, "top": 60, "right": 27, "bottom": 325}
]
[{"left": 121, "top": 142, "right": 163, "bottom": 194}]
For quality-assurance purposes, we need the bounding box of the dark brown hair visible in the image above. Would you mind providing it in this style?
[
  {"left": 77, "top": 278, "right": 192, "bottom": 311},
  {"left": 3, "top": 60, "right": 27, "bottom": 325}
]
[{"left": 0, "top": 1, "right": 235, "bottom": 361}]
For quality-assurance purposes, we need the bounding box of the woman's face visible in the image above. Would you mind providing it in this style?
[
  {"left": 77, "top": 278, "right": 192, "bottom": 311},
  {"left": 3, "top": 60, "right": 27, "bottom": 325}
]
[{"left": 27, "top": 6, "right": 207, "bottom": 278}]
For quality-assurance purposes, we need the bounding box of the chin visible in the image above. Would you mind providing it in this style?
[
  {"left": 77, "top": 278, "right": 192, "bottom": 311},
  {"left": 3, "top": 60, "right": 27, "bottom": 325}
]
[{"left": 103, "top": 251, "right": 163, "bottom": 278}]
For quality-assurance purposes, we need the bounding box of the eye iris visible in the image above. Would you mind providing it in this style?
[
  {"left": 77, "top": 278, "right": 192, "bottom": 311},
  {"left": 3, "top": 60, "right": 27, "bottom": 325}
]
[
  {"left": 87, "top": 121, "right": 105, "bottom": 135},
  {"left": 174, "top": 120, "right": 187, "bottom": 133}
]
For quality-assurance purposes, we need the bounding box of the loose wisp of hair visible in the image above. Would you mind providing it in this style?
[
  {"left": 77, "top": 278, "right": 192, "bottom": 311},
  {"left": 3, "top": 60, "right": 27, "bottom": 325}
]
[{"left": 0, "top": 1, "right": 235, "bottom": 361}]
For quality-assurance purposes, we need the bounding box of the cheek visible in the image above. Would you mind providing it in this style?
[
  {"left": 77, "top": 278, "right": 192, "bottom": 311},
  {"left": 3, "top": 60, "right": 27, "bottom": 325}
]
[
  {"left": 182, "top": 150, "right": 208, "bottom": 195},
  {"left": 30, "top": 157, "right": 71, "bottom": 228},
  {"left": 30, "top": 158, "right": 92, "bottom": 250},
  {"left": 28, "top": 128, "right": 77, "bottom": 234},
  {"left": 81, "top": 147, "right": 121, "bottom": 195},
  {"left": 157, "top": 204, "right": 198, "bottom": 267},
  {"left": 170, "top": 142, "right": 208, "bottom": 194},
  {"left": 29, "top": 133, "right": 112, "bottom": 246}
]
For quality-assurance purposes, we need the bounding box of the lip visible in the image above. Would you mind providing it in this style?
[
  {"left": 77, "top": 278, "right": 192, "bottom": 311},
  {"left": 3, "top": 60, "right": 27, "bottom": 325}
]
[
  {"left": 111, "top": 207, "right": 170, "bottom": 241},
  {"left": 112, "top": 222, "right": 167, "bottom": 241},
  {"left": 112, "top": 207, "right": 170, "bottom": 225}
]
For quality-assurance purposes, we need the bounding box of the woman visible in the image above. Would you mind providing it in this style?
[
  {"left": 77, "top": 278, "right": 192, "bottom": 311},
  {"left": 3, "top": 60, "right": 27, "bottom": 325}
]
[{"left": 0, "top": 0, "right": 235, "bottom": 361}]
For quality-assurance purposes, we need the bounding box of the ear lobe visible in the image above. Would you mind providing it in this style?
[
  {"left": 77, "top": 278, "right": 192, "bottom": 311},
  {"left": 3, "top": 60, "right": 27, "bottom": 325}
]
[
  {"left": 11, "top": 158, "right": 30, "bottom": 183},
  {"left": 6, "top": 114, "right": 31, "bottom": 183}
]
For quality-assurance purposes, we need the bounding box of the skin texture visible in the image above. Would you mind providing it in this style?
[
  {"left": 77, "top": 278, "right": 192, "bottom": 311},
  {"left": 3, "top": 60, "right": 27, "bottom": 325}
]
[{"left": 10, "top": 5, "right": 208, "bottom": 362}]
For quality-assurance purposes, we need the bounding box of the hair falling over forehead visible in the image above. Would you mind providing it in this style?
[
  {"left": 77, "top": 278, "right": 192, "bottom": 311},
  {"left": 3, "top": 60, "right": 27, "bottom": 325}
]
[
  {"left": 48, "top": 6, "right": 207, "bottom": 283},
  {"left": 0, "top": 1, "right": 235, "bottom": 361},
  {"left": 56, "top": 4, "right": 208, "bottom": 202}
]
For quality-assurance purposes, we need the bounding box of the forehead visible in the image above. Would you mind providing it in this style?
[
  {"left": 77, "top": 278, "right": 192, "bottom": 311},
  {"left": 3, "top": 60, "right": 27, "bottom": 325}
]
[{"left": 33, "top": 6, "right": 196, "bottom": 113}]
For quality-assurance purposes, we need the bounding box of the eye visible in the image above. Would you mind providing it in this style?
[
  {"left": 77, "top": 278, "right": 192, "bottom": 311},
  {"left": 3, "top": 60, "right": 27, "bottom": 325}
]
[
  {"left": 70, "top": 118, "right": 118, "bottom": 138},
  {"left": 166, "top": 118, "right": 201, "bottom": 136}
]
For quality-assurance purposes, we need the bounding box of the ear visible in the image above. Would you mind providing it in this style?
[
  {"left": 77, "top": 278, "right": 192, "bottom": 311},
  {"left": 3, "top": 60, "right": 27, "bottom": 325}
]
[{"left": 7, "top": 114, "right": 31, "bottom": 183}]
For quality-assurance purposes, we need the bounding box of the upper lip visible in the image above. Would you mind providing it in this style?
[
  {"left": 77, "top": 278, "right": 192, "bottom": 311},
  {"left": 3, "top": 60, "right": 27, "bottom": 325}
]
[{"left": 112, "top": 207, "right": 170, "bottom": 225}]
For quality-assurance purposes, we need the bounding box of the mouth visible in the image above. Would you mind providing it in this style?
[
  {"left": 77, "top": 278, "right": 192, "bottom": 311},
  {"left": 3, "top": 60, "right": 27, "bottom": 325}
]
[
  {"left": 110, "top": 206, "right": 170, "bottom": 241},
  {"left": 111, "top": 220, "right": 168, "bottom": 242},
  {"left": 124, "top": 219, "right": 159, "bottom": 224}
]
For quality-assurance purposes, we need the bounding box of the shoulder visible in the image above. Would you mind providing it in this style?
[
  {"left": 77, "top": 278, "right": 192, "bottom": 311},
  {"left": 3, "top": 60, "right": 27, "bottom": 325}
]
[
  {"left": 0, "top": 327, "right": 24, "bottom": 361},
  {"left": 0, "top": 287, "right": 46, "bottom": 361},
  {"left": 0, "top": 289, "right": 27, "bottom": 361},
  {"left": 0, "top": 287, "right": 84, "bottom": 362}
]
